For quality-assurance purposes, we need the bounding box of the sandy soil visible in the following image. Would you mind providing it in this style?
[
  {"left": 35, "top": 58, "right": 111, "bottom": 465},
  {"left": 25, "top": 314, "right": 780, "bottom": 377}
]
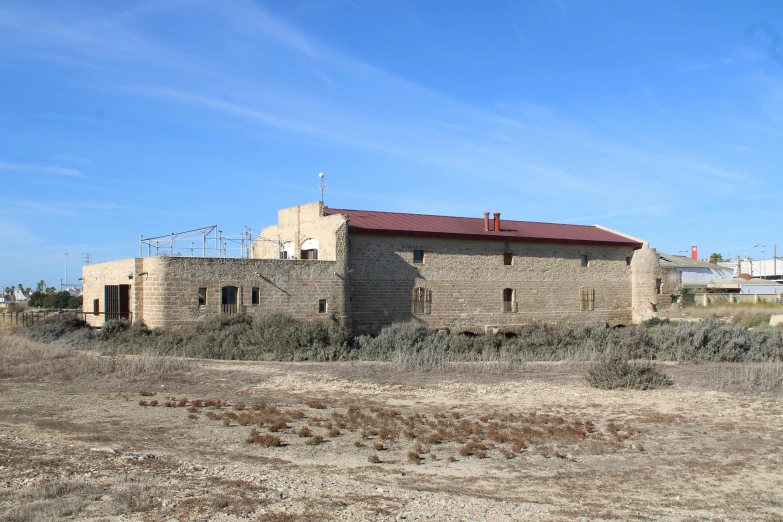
[{"left": 1, "top": 354, "right": 782, "bottom": 521}]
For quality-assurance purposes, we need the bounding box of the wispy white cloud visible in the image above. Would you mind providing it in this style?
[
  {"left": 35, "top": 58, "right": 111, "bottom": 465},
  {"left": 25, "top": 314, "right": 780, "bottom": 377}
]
[
  {"left": 4, "top": 199, "right": 187, "bottom": 217},
  {"left": 53, "top": 153, "right": 91, "bottom": 164},
  {"left": 560, "top": 206, "right": 664, "bottom": 224},
  {"left": 0, "top": 162, "right": 81, "bottom": 177}
]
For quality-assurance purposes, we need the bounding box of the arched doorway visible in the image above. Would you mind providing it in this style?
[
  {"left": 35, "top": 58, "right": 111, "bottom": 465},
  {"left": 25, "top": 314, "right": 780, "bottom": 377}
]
[{"left": 222, "top": 286, "right": 238, "bottom": 315}]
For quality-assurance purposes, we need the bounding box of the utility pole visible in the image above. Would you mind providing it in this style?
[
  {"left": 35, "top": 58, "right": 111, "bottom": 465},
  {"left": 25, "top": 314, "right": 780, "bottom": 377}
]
[{"left": 64, "top": 252, "right": 69, "bottom": 290}]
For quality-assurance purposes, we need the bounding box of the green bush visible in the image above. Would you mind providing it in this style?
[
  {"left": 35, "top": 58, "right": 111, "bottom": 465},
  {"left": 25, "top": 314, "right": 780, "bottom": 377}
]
[
  {"left": 586, "top": 355, "right": 672, "bottom": 390},
  {"left": 738, "top": 314, "right": 771, "bottom": 328}
]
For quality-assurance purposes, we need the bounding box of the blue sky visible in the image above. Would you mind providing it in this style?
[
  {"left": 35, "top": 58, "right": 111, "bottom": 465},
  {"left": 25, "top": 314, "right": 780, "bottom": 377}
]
[{"left": 1, "top": 0, "right": 782, "bottom": 289}]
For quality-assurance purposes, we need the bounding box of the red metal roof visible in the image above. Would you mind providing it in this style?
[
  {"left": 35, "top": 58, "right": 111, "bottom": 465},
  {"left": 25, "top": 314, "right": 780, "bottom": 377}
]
[{"left": 323, "top": 208, "right": 643, "bottom": 247}]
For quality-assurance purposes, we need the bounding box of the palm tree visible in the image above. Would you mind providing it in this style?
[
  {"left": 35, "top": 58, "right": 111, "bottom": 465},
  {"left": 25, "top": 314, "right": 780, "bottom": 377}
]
[{"left": 708, "top": 253, "right": 724, "bottom": 264}]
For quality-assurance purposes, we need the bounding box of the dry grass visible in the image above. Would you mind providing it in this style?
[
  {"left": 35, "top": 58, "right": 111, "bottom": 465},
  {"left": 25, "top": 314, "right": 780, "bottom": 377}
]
[
  {"left": 3, "top": 476, "right": 161, "bottom": 522},
  {"left": 709, "top": 361, "right": 783, "bottom": 391},
  {"left": 0, "top": 333, "right": 189, "bottom": 382}
]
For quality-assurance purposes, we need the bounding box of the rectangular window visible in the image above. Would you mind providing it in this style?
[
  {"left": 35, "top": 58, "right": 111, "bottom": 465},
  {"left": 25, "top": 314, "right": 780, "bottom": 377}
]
[
  {"left": 93, "top": 299, "right": 99, "bottom": 316},
  {"left": 580, "top": 287, "right": 595, "bottom": 311},
  {"left": 413, "top": 249, "right": 424, "bottom": 264},
  {"left": 502, "top": 288, "right": 516, "bottom": 312},
  {"left": 580, "top": 255, "right": 589, "bottom": 267},
  {"left": 503, "top": 252, "right": 513, "bottom": 266},
  {"left": 626, "top": 257, "right": 632, "bottom": 265},
  {"left": 411, "top": 287, "right": 432, "bottom": 314},
  {"left": 656, "top": 278, "right": 662, "bottom": 295},
  {"left": 318, "top": 299, "right": 327, "bottom": 314},
  {"left": 198, "top": 287, "right": 207, "bottom": 306},
  {"left": 301, "top": 249, "right": 318, "bottom": 260},
  {"left": 251, "top": 287, "right": 260, "bottom": 305}
]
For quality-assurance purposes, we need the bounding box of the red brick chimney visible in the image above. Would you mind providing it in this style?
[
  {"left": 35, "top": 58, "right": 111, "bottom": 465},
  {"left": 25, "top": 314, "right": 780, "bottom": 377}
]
[
  {"left": 484, "top": 212, "right": 490, "bottom": 231},
  {"left": 493, "top": 212, "right": 500, "bottom": 232}
]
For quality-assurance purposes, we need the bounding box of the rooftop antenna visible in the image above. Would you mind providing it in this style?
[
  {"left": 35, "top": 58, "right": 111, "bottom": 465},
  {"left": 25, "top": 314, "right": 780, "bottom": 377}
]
[{"left": 319, "top": 172, "right": 326, "bottom": 205}]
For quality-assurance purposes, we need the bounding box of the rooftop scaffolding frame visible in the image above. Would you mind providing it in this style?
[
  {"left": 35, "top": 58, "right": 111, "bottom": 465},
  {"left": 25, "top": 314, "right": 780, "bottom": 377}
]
[{"left": 140, "top": 225, "right": 282, "bottom": 259}]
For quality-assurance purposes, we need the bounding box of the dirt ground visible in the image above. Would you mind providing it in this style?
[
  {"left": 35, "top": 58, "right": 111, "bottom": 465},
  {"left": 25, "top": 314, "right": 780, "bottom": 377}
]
[{"left": 1, "top": 347, "right": 782, "bottom": 521}]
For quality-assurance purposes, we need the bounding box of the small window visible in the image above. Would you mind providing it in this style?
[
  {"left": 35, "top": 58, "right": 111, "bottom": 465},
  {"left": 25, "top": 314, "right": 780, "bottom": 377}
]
[
  {"left": 503, "top": 288, "right": 516, "bottom": 312},
  {"left": 580, "top": 287, "right": 595, "bottom": 311},
  {"left": 198, "top": 287, "right": 207, "bottom": 306},
  {"left": 411, "top": 287, "right": 431, "bottom": 314},
  {"left": 93, "top": 299, "right": 99, "bottom": 316},
  {"left": 318, "top": 299, "right": 327, "bottom": 314},
  {"left": 503, "top": 252, "right": 513, "bottom": 266},
  {"left": 656, "top": 278, "right": 663, "bottom": 295},
  {"left": 580, "top": 255, "right": 589, "bottom": 267},
  {"left": 251, "top": 287, "right": 260, "bottom": 305},
  {"left": 413, "top": 249, "right": 424, "bottom": 264},
  {"left": 626, "top": 257, "right": 632, "bottom": 265}
]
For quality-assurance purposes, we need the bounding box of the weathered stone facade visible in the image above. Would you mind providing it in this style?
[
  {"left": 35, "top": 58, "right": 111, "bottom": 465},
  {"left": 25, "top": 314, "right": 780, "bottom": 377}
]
[
  {"left": 348, "top": 234, "right": 637, "bottom": 333},
  {"left": 84, "top": 201, "right": 662, "bottom": 331},
  {"left": 83, "top": 256, "right": 348, "bottom": 328}
]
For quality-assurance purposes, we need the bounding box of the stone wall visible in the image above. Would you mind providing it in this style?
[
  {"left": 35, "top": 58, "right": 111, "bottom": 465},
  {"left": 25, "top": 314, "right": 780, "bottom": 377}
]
[
  {"left": 82, "top": 258, "right": 140, "bottom": 327},
  {"left": 83, "top": 256, "right": 347, "bottom": 329},
  {"left": 348, "top": 234, "right": 637, "bottom": 333},
  {"left": 252, "top": 202, "right": 347, "bottom": 261}
]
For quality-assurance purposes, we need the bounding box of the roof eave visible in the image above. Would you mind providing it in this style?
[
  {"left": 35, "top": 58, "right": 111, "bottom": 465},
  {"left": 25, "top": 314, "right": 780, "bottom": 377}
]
[{"left": 347, "top": 227, "right": 643, "bottom": 248}]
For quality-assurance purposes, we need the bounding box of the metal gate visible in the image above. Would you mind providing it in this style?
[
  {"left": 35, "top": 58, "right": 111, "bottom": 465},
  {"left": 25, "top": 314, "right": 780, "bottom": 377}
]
[
  {"left": 104, "top": 284, "right": 131, "bottom": 320},
  {"left": 221, "top": 286, "right": 238, "bottom": 315}
]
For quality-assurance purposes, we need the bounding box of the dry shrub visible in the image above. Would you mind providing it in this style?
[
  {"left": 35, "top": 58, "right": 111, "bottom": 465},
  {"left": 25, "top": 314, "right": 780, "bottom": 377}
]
[
  {"left": 306, "top": 400, "right": 327, "bottom": 409},
  {"left": 327, "top": 427, "right": 340, "bottom": 437},
  {"left": 306, "top": 435, "right": 324, "bottom": 446},
  {"left": 373, "top": 441, "right": 384, "bottom": 451},
  {"left": 586, "top": 356, "right": 672, "bottom": 390},
  {"left": 367, "top": 454, "right": 381, "bottom": 464},
  {"left": 459, "top": 441, "right": 476, "bottom": 457},
  {"left": 407, "top": 451, "right": 420, "bottom": 463},
  {"left": 297, "top": 426, "right": 312, "bottom": 438},
  {"left": 268, "top": 421, "right": 288, "bottom": 432},
  {"left": 246, "top": 428, "right": 281, "bottom": 447}
]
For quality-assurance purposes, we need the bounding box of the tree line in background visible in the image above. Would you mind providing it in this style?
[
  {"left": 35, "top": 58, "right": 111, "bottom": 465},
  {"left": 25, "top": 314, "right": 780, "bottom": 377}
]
[{"left": 2, "top": 280, "right": 83, "bottom": 309}]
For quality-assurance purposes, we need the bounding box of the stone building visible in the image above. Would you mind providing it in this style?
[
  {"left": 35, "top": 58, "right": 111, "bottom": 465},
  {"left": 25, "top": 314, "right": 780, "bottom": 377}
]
[{"left": 82, "top": 201, "right": 662, "bottom": 331}]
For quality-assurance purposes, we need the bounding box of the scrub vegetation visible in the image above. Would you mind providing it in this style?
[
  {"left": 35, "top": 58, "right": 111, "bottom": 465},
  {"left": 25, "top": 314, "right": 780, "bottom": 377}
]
[{"left": 22, "top": 312, "right": 783, "bottom": 368}]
